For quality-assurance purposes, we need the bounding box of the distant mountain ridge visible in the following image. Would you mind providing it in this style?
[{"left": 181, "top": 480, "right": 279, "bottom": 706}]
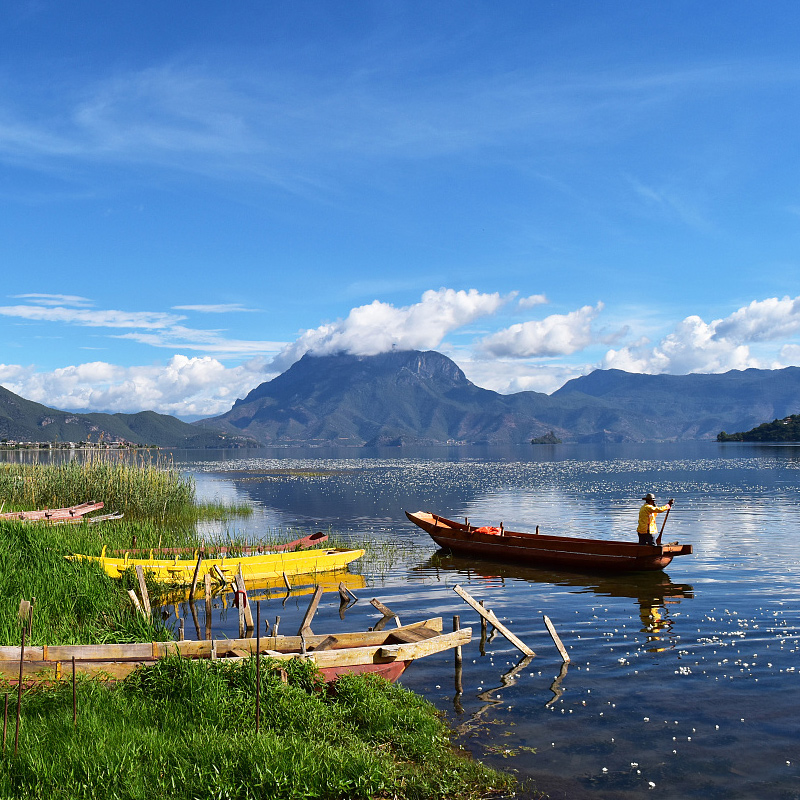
[
  {"left": 198, "top": 350, "right": 800, "bottom": 445},
  {"left": 0, "top": 386, "right": 254, "bottom": 448}
]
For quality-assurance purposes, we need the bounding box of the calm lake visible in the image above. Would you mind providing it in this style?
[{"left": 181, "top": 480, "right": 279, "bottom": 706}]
[{"left": 171, "top": 442, "right": 799, "bottom": 800}]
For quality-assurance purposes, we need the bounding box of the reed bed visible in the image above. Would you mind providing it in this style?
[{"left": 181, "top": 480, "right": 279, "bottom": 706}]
[
  {"left": 0, "top": 455, "right": 195, "bottom": 521},
  {"left": 0, "top": 657, "right": 514, "bottom": 799}
]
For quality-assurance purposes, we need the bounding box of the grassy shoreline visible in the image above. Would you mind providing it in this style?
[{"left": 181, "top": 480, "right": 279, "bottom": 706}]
[{"left": 0, "top": 457, "right": 517, "bottom": 799}]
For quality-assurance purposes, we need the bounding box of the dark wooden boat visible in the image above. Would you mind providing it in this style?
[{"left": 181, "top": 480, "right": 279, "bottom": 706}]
[{"left": 405, "top": 510, "right": 692, "bottom": 573}]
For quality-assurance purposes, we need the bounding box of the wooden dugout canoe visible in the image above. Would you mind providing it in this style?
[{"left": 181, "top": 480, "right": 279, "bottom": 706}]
[
  {"left": 68, "top": 545, "right": 364, "bottom": 582},
  {"left": 0, "top": 502, "right": 105, "bottom": 522},
  {"left": 406, "top": 510, "right": 692, "bottom": 573},
  {"left": 0, "top": 617, "right": 470, "bottom": 684}
]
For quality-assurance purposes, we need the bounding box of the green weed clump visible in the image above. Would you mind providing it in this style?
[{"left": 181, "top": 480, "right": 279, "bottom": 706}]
[{"left": 0, "top": 657, "right": 514, "bottom": 800}]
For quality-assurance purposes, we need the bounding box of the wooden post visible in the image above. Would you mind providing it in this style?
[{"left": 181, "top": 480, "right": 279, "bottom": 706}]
[
  {"left": 453, "top": 585, "right": 535, "bottom": 657},
  {"left": 370, "top": 598, "right": 401, "bottom": 629},
  {"left": 298, "top": 586, "right": 324, "bottom": 636},
  {"left": 72, "top": 656, "right": 77, "bottom": 727},
  {"left": 453, "top": 615, "right": 463, "bottom": 695},
  {"left": 134, "top": 565, "right": 151, "bottom": 618},
  {"left": 178, "top": 619, "right": 185, "bottom": 641},
  {"left": 2, "top": 694, "right": 7, "bottom": 753},
  {"left": 543, "top": 615, "right": 570, "bottom": 663},
  {"left": 272, "top": 616, "right": 280, "bottom": 637},
  {"left": 204, "top": 573, "right": 212, "bottom": 640},
  {"left": 235, "top": 565, "right": 254, "bottom": 631},
  {"left": 189, "top": 554, "right": 203, "bottom": 601},
  {"left": 282, "top": 571, "right": 292, "bottom": 592},
  {"left": 255, "top": 601, "right": 261, "bottom": 734},
  {"left": 127, "top": 589, "right": 143, "bottom": 616},
  {"left": 14, "top": 627, "right": 25, "bottom": 756}
]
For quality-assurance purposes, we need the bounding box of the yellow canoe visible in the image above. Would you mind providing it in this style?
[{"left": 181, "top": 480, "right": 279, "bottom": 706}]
[{"left": 69, "top": 545, "right": 364, "bottom": 582}]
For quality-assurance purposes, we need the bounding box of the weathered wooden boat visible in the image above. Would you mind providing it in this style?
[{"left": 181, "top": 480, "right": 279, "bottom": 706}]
[
  {"left": 0, "top": 617, "right": 470, "bottom": 684},
  {"left": 68, "top": 544, "right": 364, "bottom": 582},
  {"left": 0, "top": 501, "right": 106, "bottom": 522},
  {"left": 405, "top": 510, "right": 692, "bottom": 573},
  {"left": 108, "top": 531, "right": 328, "bottom": 559}
]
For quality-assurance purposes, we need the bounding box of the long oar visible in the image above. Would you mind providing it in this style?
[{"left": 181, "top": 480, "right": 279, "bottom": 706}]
[{"left": 656, "top": 501, "right": 674, "bottom": 545}]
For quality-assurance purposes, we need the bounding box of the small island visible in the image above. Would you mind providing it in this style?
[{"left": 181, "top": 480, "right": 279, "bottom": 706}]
[
  {"left": 718, "top": 413, "right": 800, "bottom": 442},
  {"left": 531, "top": 431, "right": 562, "bottom": 445}
]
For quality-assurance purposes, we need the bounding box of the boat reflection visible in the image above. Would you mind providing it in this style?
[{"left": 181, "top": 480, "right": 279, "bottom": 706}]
[{"left": 419, "top": 553, "right": 693, "bottom": 653}]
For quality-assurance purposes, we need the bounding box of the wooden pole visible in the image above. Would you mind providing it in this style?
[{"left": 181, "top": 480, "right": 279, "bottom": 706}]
[
  {"left": 235, "top": 565, "right": 254, "bottom": 631},
  {"left": 72, "top": 656, "right": 77, "bottom": 727},
  {"left": 14, "top": 627, "right": 25, "bottom": 756},
  {"left": 453, "top": 585, "right": 535, "bottom": 657},
  {"left": 2, "top": 694, "right": 7, "bottom": 753},
  {"left": 453, "top": 615, "right": 463, "bottom": 695},
  {"left": 134, "top": 566, "right": 151, "bottom": 618},
  {"left": 272, "top": 616, "right": 280, "bottom": 637},
  {"left": 543, "top": 615, "right": 570, "bottom": 663},
  {"left": 656, "top": 501, "right": 674, "bottom": 545},
  {"left": 189, "top": 554, "right": 203, "bottom": 601},
  {"left": 255, "top": 601, "right": 261, "bottom": 734},
  {"left": 204, "top": 573, "right": 212, "bottom": 640},
  {"left": 298, "top": 586, "right": 324, "bottom": 636}
]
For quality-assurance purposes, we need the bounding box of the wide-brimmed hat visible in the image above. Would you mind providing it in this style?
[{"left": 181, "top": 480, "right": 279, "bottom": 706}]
[{"left": 642, "top": 493, "right": 655, "bottom": 502}]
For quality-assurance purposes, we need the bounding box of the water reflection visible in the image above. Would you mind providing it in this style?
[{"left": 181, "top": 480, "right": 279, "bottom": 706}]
[{"left": 419, "top": 553, "right": 693, "bottom": 654}]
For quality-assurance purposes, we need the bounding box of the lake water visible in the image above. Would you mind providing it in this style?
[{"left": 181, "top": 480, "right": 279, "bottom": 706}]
[{"left": 33, "top": 442, "right": 799, "bottom": 799}]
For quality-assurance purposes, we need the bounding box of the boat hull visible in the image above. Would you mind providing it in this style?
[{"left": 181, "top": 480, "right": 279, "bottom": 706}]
[
  {"left": 0, "top": 617, "right": 468, "bottom": 685},
  {"left": 406, "top": 511, "right": 692, "bottom": 573},
  {"left": 69, "top": 547, "right": 364, "bottom": 582}
]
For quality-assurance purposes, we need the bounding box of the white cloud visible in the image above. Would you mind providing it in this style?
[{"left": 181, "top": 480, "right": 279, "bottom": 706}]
[
  {"left": 603, "top": 313, "right": 756, "bottom": 374},
  {"left": 11, "top": 294, "right": 93, "bottom": 308},
  {"left": 518, "top": 293, "right": 548, "bottom": 309},
  {"left": 712, "top": 296, "right": 800, "bottom": 343},
  {"left": 272, "top": 288, "right": 508, "bottom": 370},
  {"left": 478, "top": 303, "right": 603, "bottom": 358},
  {"left": 0, "top": 303, "right": 184, "bottom": 329},
  {"left": 171, "top": 303, "right": 258, "bottom": 313},
  {"left": 459, "top": 357, "right": 589, "bottom": 395},
  {"left": 1, "top": 355, "right": 272, "bottom": 418}
]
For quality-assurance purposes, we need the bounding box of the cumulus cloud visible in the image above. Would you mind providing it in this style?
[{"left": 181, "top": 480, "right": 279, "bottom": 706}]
[
  {"left": 603, "top": 312, "right": 757, "bottom": 374},
  {"left": 712, "top": 296, "right": 800, "bottom": 343},
  {"left": 478, "top": 303, "right": 603, "bottom": 358},
  {"left": 272, "top": 288, "right": 508, "bottom": 370},
  {"left": 1, "top": 355, "right": 272, "bottom": 418}
]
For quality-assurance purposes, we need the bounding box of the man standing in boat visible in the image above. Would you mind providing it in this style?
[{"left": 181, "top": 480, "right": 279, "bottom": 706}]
[{"left": 637, "top": 493, "right": 674, "bottom": 545}]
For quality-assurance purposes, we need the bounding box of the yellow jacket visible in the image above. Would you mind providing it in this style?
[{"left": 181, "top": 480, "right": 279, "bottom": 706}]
[{"left": 637, "top": 502, "right": 670, "bottom": 535}]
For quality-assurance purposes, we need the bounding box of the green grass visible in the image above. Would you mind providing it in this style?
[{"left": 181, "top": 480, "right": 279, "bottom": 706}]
[
  {"left": 0, "top": 657, "right": 513, "bottom": 800},
  {"left": 0, "top": 521, "right": 172, "bottom": 646}
]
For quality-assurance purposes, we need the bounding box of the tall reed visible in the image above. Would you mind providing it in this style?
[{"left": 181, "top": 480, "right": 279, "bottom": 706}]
[{"left": 0, "top": 453, "right": 195, "bottom": 520}]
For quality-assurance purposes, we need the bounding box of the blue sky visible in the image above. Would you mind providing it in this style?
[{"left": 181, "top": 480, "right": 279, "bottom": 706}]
[{"left": 2, "top": 1, "right": 800, "bottom": 419}]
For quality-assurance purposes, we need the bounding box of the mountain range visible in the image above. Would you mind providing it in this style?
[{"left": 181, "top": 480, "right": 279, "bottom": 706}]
[
  {"left": 198, "top": 350, "right": 800, "bottom": 445},
  {"left": 1, "top": 349, "right": 797, "bottom": 447},
  {"left": 0, "top": 386, "right": 254, "bottom": 448}
]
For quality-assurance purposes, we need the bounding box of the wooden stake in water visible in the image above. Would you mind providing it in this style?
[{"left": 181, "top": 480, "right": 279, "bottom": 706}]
[
  {"left": 453, "top": 585, "right": 535, "bottom": 657},
  {"left": 453, "top": 615, "right": 463, "bottom": 695},
  {"left": 204, "top": 572, "right": 213, "bottom": 640},
  {"left": 189, "top": 554, "right": 203, "bottom": 601},
  {"left": 543, "top": 614, "right": 570, "bottom": 664}
]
